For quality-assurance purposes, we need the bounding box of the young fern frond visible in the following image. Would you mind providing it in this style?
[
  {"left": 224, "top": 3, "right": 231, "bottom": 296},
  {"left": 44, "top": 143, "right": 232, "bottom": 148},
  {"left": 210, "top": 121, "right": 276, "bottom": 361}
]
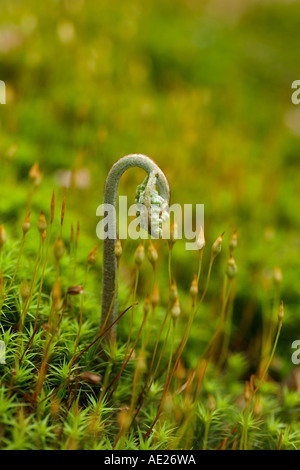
[{"left": 101, "top": 154, "right": 170, "bottom": 342}]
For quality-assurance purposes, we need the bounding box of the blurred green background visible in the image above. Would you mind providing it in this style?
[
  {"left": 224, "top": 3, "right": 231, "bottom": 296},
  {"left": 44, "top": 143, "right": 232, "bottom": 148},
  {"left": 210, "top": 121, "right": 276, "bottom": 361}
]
[{"left": 0, "top": 0, "right": 300, "bottom": 376}]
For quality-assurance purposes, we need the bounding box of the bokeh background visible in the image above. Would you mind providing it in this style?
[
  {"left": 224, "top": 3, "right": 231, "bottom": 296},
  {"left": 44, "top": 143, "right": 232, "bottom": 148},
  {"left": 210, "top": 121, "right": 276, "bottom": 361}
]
[{"left": 1, "top": 0, "right": 300, "bottom": 378}]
